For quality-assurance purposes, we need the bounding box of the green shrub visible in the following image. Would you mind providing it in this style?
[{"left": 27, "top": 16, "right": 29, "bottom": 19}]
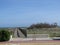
[{"left": 0, "top": 30, "right": 10, "bottom": 42}]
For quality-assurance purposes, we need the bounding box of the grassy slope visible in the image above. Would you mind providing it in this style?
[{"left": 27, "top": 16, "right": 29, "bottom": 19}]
[{"left": 27, "top": 28, "right": 60, "bottom": 34}]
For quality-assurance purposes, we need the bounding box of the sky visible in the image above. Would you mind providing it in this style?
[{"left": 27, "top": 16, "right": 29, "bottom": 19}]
[{"left": 0, "top": 0, "right": 60, "bottom": 27}]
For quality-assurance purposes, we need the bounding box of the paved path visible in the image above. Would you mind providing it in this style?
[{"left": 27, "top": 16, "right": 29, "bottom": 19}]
[{"left": 0, "top": 40, "right": 60, "bottom": 45}]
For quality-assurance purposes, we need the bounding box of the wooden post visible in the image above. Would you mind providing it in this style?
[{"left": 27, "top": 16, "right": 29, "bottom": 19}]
[{"left": 10, "top": 35, "right": 12, "bottom": 41}]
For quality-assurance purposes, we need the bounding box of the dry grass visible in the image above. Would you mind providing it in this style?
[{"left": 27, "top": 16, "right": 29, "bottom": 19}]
[
  {"left": 20, "top": 42, "right": 60, "bottom": 45},
  {"left": 0, "top": 42, "right": 60, "bottom": 45},
  {"left": 20, "top": 41, "right": 60, "bottom": 45}
]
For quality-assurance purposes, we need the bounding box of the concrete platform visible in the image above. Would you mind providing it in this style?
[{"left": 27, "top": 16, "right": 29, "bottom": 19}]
[{"left": 10, "top": 38, "right": 52, "bottom": 41}]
